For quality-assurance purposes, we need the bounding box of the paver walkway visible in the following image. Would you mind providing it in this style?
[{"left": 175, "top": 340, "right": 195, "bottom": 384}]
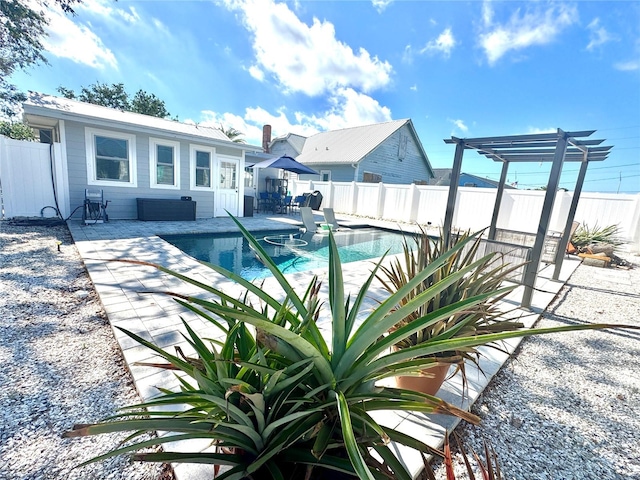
[{"left": 67, "top": 212, "right": 580, "bottom": 480}]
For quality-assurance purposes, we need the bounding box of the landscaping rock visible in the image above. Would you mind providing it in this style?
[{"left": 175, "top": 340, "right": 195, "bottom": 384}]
[
  {"left": 0, "top": 222, "right": 172, "bottom": 480},
  {"left": 432, "top": 253, "right": 640, "bottom": 479}
]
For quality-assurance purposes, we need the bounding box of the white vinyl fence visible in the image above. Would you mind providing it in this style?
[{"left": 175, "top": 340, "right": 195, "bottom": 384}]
[
  {"left": 292, "top": 179, "right": 640, "bottom": 252},
  {"left": 0, "top": 136, "right": 69, "bottom": 219},
  {"left": 2, "top": 135, "right": 639, "bottom": 252}
]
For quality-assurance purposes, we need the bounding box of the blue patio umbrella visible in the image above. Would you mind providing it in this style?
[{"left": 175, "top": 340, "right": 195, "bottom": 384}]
[{"left": 251, "top": 155, "right": 319, "bottom": 175}]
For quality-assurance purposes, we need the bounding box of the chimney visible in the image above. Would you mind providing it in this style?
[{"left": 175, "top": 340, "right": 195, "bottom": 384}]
[{"left": 262, "top": 125, "right": 272, "bottom": 153}]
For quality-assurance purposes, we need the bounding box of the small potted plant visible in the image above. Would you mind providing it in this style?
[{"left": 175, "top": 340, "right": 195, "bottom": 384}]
[{"left": 376, "top": 227, "right": 526, "bottom": 395}]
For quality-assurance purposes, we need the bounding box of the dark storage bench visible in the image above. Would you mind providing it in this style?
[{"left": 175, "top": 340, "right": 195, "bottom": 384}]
[{"left": 136, "top": 198, "right": 196, "bottom": 221}]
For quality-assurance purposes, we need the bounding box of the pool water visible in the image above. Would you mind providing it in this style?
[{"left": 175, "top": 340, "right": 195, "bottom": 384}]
[{"left": 160, "top": 228, "right": 407, "bottom": 280}]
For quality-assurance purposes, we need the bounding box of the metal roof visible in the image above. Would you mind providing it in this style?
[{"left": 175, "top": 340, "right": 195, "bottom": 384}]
[
  {"left": 295, "top": 119, "right": 410, "bottom": 165},
  {"left": 23, "top": 92, "right": 254, "bottom": 149}
]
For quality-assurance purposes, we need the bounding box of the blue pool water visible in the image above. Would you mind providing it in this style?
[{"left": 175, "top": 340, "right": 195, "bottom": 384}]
[{"left": 160, "top": 228, "right": 407, "bottom": 280}]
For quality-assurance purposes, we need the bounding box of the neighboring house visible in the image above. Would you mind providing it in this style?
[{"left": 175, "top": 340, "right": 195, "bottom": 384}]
[
  {"left": 267, "top": 119, "right": 434, "bottom": 184},
  {"left": 429, "top": 168, "right": 517, "bottom": 189},
  {"left": 21, "top": 93, "right": 260, "bottom": 219}
]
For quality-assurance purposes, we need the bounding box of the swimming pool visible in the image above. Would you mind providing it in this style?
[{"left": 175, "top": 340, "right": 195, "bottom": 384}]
[{"left": 160, "top": 228, "right": 408, "bottom": 280}]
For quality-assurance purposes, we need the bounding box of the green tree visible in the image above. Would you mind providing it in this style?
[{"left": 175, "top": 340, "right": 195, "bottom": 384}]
[
  {"left": 0, "top": 120, "right": 36, "bottom": 140},
  {"left": 219, "top": 124, "right": 246, "bottom": 143},
  {"left": 57, "top": 83, "right": 171, "bottom": 118},
  {"left": 0, "top": 0, "right": 80, "bottom": 117},
  {"left": 130, "top": 90, "right": 170, "bottom": 118}
]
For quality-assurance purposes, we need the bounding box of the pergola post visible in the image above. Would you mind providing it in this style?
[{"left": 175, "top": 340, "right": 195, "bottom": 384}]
[
  {"left": 443, "top": 140, "right": 465, "bottom": 247},
  {"left": 521, "top": 130, "right": 568, "bottom": 308},
  {"left": 489, "top": 161, "right": 509, "bottom": 240},
  {"left": 552, "top": 157, "right": 589, "bottom": 279}
]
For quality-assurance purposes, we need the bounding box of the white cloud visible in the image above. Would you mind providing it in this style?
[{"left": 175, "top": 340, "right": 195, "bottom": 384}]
[
  {"left": 586, "top": 18, "right": 614, "bottom": 51},
  {"left": 195, "top": 106, "right": 315, "bottom": 145},
  {"left": 448, "top": 118, "right": 468, "bottom": 133},
  {"left": 478, "top": 2, "right": 577, "bottom": 65},
  {"left": 198, "top": 110, "right": 264, "bottom": 145},
  {"left": 35, "top": 0, "right": 154, "bottom": 70},
  {"left": 372, "top": 0, "right": 394, "bottom": 14},
  {"left": 213, "top": 0, "right": 395, "bottom": 144},
  {"left": 223, "top": 0, "right": 392, "bottom": 96},
  {"left": 78, "top": 0, "right": 140, "bottom": 24},
  {"left": 248, "top": 65, "right": 265, "bottom": 82},
  {"left": 41, "top": 7, "right": 118, "bottom": 69},
  {"left": 614, "top": 60, "right": 639, "bottom": 71},
  {"left": 246, "top": 106, "right": 319, "bottom": 138},
  {"left": 420, "top": 28, "right": 456, "bottom": 58},
  {"left": 410, "top": 84, "right": 418, "bottom": 91},
  {"left": 527, "top": 126, "right": 556, "bottom": 134},
  {"left": 402, "top": 44, "right": 414, "bottom": 64},
  {"left": 297, "top": 88, "right": 392, "bottom": 131},
  {"left": 195, "top": 88, "right": 392, "bottom": 144}
]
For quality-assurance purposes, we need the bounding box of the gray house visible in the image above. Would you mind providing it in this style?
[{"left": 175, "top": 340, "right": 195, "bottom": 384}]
[
  {"left": 429, "top": 168, "right": 517, "bottom": 189},
  {"left": 267, "top": 119, "right": 434, "bottom": 184},
  {"left": 21, "top": 93, "right": 260, "bottom": 220}
]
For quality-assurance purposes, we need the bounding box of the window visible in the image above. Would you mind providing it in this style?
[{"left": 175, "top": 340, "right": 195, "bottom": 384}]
[
  {"left": 85, "top": 128, "right": 137, "bottom": 187},
  {"left": 219, "top": 161, "right": 237, "bottom": 189},
  {"left": 244, "top": 167, "right": 254, "bottom": 188},
  {"left": 320, "top": 170, "right": 331, "bottom": 182},
  {"left": 150, "top": 138, "right": 180, "bottom": 189},
  {"left": 362, "top": 172, "right": 382, "bottom": 183},
  {"left": 190, "top": 145, "right": 215, "bottom": 190},
  {"left": 34, "top": 127, "right": 54, "bottom": 144}
]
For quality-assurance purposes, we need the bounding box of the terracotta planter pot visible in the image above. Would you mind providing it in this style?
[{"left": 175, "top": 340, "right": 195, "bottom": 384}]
[{"left": 395, "top": 364, "right": 451, "bottom": 395}]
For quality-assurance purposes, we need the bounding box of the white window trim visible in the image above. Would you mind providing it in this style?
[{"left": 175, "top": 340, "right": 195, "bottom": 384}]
[
  {"left": 85, "top": 127, "right": 137, "bottom": 187},
  {"left": 149, "top": 137, "right": 180, "bottom": 190},
  {"left": 190, "top": 144, "right": 215, "bottom": 191}
]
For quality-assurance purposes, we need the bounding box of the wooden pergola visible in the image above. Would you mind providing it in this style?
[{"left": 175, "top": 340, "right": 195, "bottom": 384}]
[{"left": 443, "top": 129, "right": 612, "bottom": 308}]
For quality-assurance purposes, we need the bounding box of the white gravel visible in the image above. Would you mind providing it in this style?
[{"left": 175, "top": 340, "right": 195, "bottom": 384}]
[
  {"left": 0, "top": 223, "right": 171, "bottom": 480},
  {"left": 434, "top": 252, "right": 640, "bottom": 479}
]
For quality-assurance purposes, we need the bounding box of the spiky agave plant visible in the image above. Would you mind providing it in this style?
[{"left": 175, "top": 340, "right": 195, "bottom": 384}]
[
  {"left": 65, "top": 216, "right": 639, "bottom": 480},
  {"left": 571, "top": 223, "right": 624, "bottom": 250},
  {"left": 376, "top": 227, "right": 526, "bottom": 387}
]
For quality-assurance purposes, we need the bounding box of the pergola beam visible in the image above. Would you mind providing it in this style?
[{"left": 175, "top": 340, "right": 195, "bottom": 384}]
[
  {"left": 445, "top": 129, "right": 596, "bottom": 145},
  {"left": 493, "top": 154, "right": 608, "bottom": 162}
]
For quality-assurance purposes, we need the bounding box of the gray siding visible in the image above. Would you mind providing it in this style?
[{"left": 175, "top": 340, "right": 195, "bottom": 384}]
[
  {"left": 63, "top": 120, "right": 241, "bottom": 220},
  {"left": 299, "top": 164, "right": 355, "bottom": 182},
  {"left": 269, "top": 140, "right": 297, "bottom": 158},
  {"left": 357, "top": 124, "right": 430, "bottom": 184}
]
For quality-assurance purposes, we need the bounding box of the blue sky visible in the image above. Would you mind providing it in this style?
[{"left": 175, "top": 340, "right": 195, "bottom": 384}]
[{"left": 12, "top": 0, "right": 640, "bottom": 193}]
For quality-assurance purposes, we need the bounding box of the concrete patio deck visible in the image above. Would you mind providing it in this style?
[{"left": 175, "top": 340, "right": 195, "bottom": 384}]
[{"left": 67, "top": 211, "right": 581, "bottom": 480}]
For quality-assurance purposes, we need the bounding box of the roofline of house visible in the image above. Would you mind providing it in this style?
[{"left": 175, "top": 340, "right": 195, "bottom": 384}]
[
  {"left": 268, "top": 132, "right": 306, "bottom": 155},
  {"left": 22, "top": 97, "right": 257, "bottom": 152},
  {"left": 404, "top": 119, "right": 434, "bottom": 179},
  {"left": 343, "top": 118, "right": 434, "bottom": 178}
]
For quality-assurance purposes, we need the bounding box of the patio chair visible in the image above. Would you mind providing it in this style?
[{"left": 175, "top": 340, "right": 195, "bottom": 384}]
[
  {"left": 292, "top": 195, "right": 306, "bottom": 213},
  {"left": 282, "top": 195, "right": 293, "bottom": 214},
  {"left": 257, "top": 192, "right": 270, "bottom": 213},
  {"left": 300, "top": 207, "right": 323, "bottom": 233},
  {"left": 323, "top": 208, "right": 351, "bottom": 231}
]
